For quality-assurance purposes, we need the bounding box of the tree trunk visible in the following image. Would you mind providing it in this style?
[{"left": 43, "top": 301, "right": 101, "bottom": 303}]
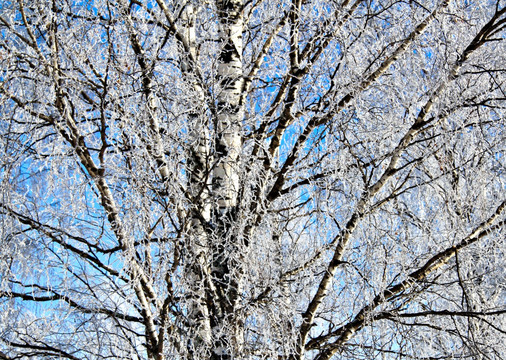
[
  {"left": 210, "top": 0, "right": 245, "bottom": 358},
  {"left": 183, "top": 4, "right": 213, "bottom": 356}
]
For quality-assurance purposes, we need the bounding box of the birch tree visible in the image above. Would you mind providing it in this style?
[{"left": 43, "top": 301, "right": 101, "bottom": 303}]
[{"left": 1, "top": 0, "right": 506, "bottom": 359}]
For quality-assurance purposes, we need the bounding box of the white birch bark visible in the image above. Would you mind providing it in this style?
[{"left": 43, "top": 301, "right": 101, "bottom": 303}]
[
  {"left": 210, "top": 0, "right": 245, "bottom": 358},
  {"left": 182, "top": 4, "right": 213, "bottom": 353},
  {"left": 213, "top": 0, "right": 243, "bottom": 211}
]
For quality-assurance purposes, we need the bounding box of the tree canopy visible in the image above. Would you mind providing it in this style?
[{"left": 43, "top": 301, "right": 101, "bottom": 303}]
[{"left": 0, "top": 0, "right": 505, "bottom": 359}]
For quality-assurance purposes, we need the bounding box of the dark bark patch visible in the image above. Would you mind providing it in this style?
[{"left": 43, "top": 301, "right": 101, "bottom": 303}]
[{"left": 219, "top": 41, "right": 240, "bottom": 63}]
